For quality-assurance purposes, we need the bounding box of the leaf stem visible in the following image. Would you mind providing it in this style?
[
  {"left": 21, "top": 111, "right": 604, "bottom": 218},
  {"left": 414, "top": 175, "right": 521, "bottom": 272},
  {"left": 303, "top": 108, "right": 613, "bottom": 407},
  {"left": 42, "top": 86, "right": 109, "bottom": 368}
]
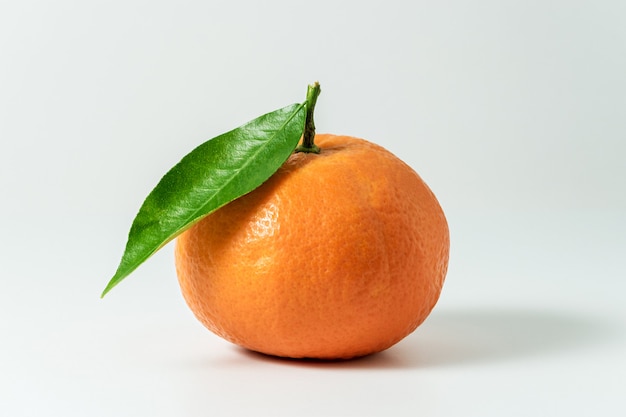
[{"left": 295, "top": 82, "right": 321, "bottom": 154}]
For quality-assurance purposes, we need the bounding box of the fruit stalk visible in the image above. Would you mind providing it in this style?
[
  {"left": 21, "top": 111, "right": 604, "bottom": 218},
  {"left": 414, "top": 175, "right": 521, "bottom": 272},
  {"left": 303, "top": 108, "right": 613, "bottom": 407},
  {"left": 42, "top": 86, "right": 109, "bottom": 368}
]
[{"left": 296, "top": 82, "right": 321, "bottom": 154}]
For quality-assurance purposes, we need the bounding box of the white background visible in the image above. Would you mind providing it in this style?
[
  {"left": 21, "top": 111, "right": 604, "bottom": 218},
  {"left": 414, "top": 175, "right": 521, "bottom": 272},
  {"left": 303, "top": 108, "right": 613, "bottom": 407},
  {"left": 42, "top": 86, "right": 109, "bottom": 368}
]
[{"left": 1, "top": 1, "right": 625, "bottom": 416}]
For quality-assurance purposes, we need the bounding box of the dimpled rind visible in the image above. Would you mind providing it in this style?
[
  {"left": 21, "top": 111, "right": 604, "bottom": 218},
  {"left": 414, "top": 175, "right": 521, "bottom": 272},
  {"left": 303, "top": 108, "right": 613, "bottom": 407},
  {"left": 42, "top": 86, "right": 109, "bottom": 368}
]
[{"left": 175, "top": 134, "right": 450, "bottom": 359}]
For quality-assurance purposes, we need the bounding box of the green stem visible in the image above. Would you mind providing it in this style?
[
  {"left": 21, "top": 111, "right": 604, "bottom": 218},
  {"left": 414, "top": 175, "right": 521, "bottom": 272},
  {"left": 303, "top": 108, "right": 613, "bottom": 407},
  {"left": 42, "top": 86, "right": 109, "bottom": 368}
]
[{"left": 295, "top": 82, "right": 321, "bottom": 154}]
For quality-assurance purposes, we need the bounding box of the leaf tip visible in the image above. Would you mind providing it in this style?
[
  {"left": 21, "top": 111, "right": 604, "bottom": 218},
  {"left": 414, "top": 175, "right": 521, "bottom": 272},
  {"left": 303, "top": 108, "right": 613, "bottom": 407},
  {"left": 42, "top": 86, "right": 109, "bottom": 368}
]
[
  {"left": 100, "top": 276, "right": 121, "bottom": 298},
  {"left": 100, "top": 287, "right": 111, "bottom": 299}
]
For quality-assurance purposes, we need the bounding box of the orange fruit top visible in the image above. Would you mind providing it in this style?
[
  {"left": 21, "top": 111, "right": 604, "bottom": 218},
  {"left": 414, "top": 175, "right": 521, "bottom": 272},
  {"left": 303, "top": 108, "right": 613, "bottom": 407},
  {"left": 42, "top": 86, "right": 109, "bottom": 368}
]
[{"left": 175, "top": 134, "right": 449, "bottom": 359}]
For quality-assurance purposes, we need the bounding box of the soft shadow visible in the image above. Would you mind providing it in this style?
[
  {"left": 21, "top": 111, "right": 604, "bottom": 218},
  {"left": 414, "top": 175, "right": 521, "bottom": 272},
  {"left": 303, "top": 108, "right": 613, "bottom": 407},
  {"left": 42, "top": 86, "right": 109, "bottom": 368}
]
[
  {"left": 230, "top": 307, "right": 617, "bottom": 370},
  {"left": 390, "top": 307, "right": 617, "bottom": 368}
]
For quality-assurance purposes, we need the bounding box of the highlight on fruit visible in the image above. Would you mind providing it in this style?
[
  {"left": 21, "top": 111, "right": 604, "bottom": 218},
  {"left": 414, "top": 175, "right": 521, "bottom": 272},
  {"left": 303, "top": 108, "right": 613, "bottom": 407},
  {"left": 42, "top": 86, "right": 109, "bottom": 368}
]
[{"left": 103, "top": 82, "right": 450, "bottom": 360}]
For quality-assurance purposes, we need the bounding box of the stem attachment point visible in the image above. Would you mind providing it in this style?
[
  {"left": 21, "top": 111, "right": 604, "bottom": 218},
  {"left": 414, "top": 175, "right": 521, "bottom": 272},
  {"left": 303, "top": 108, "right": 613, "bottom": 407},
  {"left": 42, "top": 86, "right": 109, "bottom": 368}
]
[{"left": 295, "top": 82, "right": 321, "bottom": 154}]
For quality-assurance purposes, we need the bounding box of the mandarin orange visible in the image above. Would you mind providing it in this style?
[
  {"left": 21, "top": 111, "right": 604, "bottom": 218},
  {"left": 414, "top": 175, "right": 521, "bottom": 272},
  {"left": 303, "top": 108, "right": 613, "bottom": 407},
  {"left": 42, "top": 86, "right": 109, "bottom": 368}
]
[{"left": 175, "top": 133, "right": 449, "bottom": 359}]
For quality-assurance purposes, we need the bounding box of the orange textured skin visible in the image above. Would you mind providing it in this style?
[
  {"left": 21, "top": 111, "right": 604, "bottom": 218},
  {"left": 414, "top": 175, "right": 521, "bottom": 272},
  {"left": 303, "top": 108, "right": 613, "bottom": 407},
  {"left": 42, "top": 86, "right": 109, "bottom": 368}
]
[{"left": 175, "top": 134, "right": 449, "bottom": 359}]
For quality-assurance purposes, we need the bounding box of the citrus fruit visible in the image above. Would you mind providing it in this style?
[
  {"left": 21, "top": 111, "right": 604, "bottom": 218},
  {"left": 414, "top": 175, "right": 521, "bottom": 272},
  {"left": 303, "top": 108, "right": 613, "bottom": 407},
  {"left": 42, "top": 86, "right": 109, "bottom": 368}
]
[{"left": 175, "top": 133, "right": 449, "bottom": 359}]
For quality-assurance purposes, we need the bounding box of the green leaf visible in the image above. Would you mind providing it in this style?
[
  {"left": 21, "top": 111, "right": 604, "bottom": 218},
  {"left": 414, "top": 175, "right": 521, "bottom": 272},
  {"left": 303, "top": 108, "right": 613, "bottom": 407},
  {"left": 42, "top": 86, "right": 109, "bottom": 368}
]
[{"left": 102, "top": 102, "right": 306, "bottom": 297}]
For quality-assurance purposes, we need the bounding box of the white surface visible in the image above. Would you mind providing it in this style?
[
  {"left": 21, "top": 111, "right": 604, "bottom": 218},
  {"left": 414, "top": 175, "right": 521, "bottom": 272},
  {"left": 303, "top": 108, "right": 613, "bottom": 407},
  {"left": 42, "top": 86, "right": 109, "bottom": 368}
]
[{"left": 1, "top": 1, "right": 625, "bottom": 416}]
